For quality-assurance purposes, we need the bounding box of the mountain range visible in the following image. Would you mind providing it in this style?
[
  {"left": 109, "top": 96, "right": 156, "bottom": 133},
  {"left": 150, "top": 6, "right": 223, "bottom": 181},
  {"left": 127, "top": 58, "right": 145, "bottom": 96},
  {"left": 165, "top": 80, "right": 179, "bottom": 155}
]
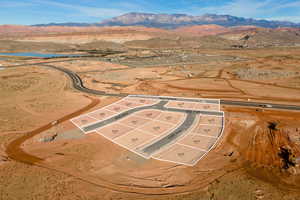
[{"left": 33, "top": 12, "right": 300, "bottom": 29}]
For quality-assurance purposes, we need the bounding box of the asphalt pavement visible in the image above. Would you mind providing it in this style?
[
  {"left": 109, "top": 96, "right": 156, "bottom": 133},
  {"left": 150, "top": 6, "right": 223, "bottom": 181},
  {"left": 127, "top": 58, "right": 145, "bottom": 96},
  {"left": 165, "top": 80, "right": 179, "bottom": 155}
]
[{"left": 4, "top": 61, "right": 300, "bottom": 112}]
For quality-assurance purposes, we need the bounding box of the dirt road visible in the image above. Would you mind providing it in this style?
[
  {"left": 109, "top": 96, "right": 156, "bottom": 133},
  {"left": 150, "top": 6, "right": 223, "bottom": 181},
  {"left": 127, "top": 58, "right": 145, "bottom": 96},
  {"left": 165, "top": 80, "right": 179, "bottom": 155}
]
[{"left": 5, "top": 95, "right": 100, "bottom": 165}]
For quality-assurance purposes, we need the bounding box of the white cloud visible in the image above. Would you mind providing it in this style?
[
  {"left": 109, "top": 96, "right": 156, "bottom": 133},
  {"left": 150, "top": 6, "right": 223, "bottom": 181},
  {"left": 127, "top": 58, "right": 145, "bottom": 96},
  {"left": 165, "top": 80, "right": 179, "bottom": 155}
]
[
  {"left": 189, "top": 0, "right": 300, "bottom": 21},
  {"left": 32, "top": 0, "right": 126, "bottom": 18},
  {"left": 275, "top": 1, "right": 300, "bottom": 9},
  {"left": 265, "top": 16, "right": 300, "bottom": 23},
  {"left": 221, "top": 0, "right": 273, "bottom": 17},
  {"left": 190, "top": 0, "right": 271, "bottom": 17}
]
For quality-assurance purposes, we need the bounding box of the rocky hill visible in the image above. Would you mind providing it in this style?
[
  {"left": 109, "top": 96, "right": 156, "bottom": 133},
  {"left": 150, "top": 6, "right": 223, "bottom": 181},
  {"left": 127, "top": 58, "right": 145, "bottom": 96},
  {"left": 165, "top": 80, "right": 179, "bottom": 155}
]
[
  {"left": 98, "top": 12, "right": 300, "bottom": 29},
  {"left": 174, "top": 25, "right": 230, "bottom": 36},
  {"left": 31, "top": 13, "right": 300, "bottom": 29}
]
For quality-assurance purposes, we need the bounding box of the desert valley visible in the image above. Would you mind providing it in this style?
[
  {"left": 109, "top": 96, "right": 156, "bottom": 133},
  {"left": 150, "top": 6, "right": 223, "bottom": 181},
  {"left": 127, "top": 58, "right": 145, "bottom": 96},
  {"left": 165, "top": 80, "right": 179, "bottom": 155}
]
[{"left": 1, "top": 12, "right": 300, "bottom": 200}]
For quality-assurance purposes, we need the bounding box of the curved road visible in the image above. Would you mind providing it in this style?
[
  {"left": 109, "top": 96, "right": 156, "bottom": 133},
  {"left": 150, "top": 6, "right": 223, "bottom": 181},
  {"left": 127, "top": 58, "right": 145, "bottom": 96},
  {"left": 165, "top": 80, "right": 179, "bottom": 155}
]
[
  {"left": 4, "top": 61, "right": 300, "bottom": 111},
  {"left": 43, "top": 64, "right": 128, "bottom": 97},
  {"left": 44, "top": 64, "right": 300, "bottom": 112},
  {"left": 80, "top": 99, "right": 223, "bottom": 158}
]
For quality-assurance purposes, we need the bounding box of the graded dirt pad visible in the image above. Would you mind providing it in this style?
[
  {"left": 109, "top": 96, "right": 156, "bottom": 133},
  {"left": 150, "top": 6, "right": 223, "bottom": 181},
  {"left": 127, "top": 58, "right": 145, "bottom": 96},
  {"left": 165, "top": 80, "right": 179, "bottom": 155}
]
[
  {"left": 114, "top": 130, "right": 156, "bottom": 151},
  {"left": 116, "top": 100, "right": 145, "bottom": 108},
  {"left": 193, "top": 124, "right": 223, "bottom": 137},
  {"left": 199, "top": 115, "right": 223, "bottom": 126},
  {"left": 165, "top": 100, "right": 196, "bottom": 110},
  {"left": 136, "top": 109, "right": 162, "bottom": 119},
  {"left": 87, "top": 109, "right": 116, "bottom": 121},
  {"left": 123, "top": 97, "right": 159, "bottom": 105},
  {"left": 139, "top": 121, "right": 174, "bottom": 136},
  {"left": 178, "top": 135, "right": 217, "bottom": 150},
  {"left": 165, "top": 100, "right": 221, "bottom": 111},
  {"left": 105, "top": 103, "right": 130, "bottom": 113},
  {"left": 156, "top": 111, "right": 186, "bottom": 124},
  {"left": 153, "top": 144, "right": 206, "bottom": 166},
  {"left": 194, "top": 103, "right": 220, "bottom": 111},
  {"left": 71, "top": 115, "right": 98, "bottom": 128},
  {"left": 118, "top": 115, "right": 150, "bottom": 128},
  {"left": 96, "top": 123, "right": 134, "bottom": 140},
  {"left": 70, "top": 95, "right": 224, "bottom": 166}
]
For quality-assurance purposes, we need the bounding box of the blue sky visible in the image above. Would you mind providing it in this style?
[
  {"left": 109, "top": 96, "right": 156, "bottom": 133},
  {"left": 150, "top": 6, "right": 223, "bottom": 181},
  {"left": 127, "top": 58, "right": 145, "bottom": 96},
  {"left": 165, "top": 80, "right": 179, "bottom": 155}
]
[{"left": 1, "top": 0, "right": 300, "bottom": 25}]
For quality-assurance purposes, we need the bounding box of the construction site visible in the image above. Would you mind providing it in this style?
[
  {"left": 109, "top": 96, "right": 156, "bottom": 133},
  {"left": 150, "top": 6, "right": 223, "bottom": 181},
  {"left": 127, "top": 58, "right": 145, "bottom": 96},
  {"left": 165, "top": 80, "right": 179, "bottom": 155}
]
[{"left": 0, "top": 13, "right": 300, "bottom": 200}]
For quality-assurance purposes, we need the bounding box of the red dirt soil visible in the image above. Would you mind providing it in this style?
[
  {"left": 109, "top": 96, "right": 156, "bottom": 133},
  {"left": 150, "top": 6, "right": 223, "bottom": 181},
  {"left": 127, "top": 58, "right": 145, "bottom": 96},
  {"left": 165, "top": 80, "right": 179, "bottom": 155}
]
[
  {"left": 5, "top": 96, "right": 99, "bottom": 165},
  {"left": 175, "top": 25, "right": 230, "bottom": 36}
]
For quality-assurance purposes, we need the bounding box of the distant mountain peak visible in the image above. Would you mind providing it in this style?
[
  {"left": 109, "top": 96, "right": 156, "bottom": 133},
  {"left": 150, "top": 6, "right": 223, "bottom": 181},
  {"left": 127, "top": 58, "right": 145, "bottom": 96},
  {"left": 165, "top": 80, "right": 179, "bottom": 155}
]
[
  {"left": 99, "top": 12, "right": 300, "bottom": 29},
  {"left": 31, "top": 12, "right": 300, "bottom": 29}
]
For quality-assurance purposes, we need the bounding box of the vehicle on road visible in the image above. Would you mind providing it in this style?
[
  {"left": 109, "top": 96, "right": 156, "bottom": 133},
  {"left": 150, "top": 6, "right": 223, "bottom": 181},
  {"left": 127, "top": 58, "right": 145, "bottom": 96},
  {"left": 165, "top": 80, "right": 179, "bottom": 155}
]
[{"left": 259, "top": 104, "right": 273, "bottom": 108}]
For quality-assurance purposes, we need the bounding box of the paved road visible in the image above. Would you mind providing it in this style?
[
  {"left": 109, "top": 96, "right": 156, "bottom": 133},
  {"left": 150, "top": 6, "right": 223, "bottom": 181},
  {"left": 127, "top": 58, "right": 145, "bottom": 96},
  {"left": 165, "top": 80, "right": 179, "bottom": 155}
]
[
  {"left": 83, "top": 100, "right": 223, "bottom": 132},
  {"left": 3, "top": 61, "right": 300, "bottom": 111},
  {"left": 43, "top": 64, "right": 128, "bottom": 97},
  {"left": 82, "top": 101, "right": 169, "bottom": 132},
  {"left": 46, "top": 64, "right": 300, "bottom": 111},
  {"left": 82, "top": 100, "right": 223, "bottom": 156},
  {"left": 139, "top": 112, "right": 197, "bottom": 157},
  {"left": 45, "top": 65, "right": 300, "bottom": 112},
  {"left": 221, "top": 100, "right": 300, "bottom": 111}
]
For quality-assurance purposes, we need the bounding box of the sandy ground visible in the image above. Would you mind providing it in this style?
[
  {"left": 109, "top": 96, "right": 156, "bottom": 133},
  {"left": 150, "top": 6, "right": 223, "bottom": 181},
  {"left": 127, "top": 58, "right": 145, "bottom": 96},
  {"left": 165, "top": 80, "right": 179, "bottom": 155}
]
[
  {"left": 72, "top": 96, "right": 223, "bottom": 165},
  {"left": 17, "top": 33, "right": 155, "bottom": 44},
  {"left": 1, "top": 47, "right": 300, "bottom": 200}
]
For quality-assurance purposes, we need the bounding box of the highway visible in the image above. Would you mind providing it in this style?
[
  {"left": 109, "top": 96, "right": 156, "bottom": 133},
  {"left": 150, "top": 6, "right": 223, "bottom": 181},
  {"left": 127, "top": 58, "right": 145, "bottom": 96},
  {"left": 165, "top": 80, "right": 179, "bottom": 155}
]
[
  {"left": 4, "top": 61, "right": 300, "bottom": 111},
  {"left": 43, "top": 64, "right": 128, "bottom": 97},
  {"left": 45, "top": 64, "right": 300, "bottom": 112},
  {"left": 220, "top": 100, "right": 300, "bottom": 111}
]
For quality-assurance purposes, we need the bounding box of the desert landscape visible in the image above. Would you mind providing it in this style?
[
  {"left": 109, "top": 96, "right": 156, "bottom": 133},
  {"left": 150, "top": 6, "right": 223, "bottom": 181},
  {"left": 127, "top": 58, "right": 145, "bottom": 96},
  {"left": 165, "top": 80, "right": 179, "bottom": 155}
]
[{"left": 1, "top": 9, "right": 300, "bottom": 200}]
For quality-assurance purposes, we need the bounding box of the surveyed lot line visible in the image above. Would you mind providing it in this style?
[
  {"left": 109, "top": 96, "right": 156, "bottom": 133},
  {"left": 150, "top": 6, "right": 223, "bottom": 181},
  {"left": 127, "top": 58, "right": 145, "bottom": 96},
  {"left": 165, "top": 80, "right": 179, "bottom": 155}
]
[
  {"left": 187, "top": 115, "right": 226, "bottom": 166},
  {"left": 188, "top": 134, "right": 218, "bottom": 139},
  {"left": 129, "top": 95, "right": 220, "bottom": 104},
  {"left": 81, "top": 102, "right": 223, "bottom": 133},
  {"left": 96, "top": 111, "right": 166, "bottom": 159},
  {"left": 70, "top": 95, "right": 224, "bottom": 166},
  {"left": 106, "top": 113, "right": 164, "bottom": 159},
  {"left": 147, "top": 113, "right": 201, "bottom": 157},
  {"left": 140, "top": 112, "right": 197, "bottom": 157},
  {"left": 175, "top": 142, "right": 208, "bottom": 152},
  {"left": 136, "top": 114, "right": 188, "bottom": 156},
  {"left": 72, "top": 97, "right": 160, "bottom": 131},
  {"left": 148, "top": 114, "right": 203, "bottom": 162}
]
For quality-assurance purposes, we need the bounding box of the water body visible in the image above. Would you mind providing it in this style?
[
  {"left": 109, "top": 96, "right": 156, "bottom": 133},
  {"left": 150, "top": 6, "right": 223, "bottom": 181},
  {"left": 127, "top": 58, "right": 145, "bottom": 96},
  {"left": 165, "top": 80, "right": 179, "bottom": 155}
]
[{"left": 0, "top": 52, "right": 79, "bottom": 58}]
